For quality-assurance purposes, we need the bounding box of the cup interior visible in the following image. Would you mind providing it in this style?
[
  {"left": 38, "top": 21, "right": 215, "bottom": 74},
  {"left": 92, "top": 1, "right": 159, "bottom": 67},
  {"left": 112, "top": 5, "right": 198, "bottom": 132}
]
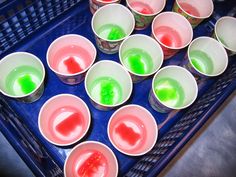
[
  {"left": 92, "top": 4, "right": 135, "bottom": 41},
  {"left": 64, "top": 141, "right": 118, "bottom": 177},
  {"left": 188, "top": 37, "right": 228, "bottom": 76},
  {"left": 38, "top": 94, "right": 90, "bottom": 146},
  {"left": 108, "top": 105, "right": 158, "bottom": 156},
  {"left": 176, "top": 0, "right": 214, "bottom": 18},
  {"left": 215, "top": 17, "right": 236, "bottom": 52},
  {"left": 0, "top": 52, "right": 45, "bottom": 97},
  {"left": 47, "top": 34, "right": 96, "bottom": 76},
  {"left": 119, "top": 34, "right": 163, "bottom": 76},
  {"left": 85, "top": 61, "right": 132, "bottom": 107},
  {"left": 126, "top": 0, "right": 166, "bottom": 15},
  {"left": 153, "top": 66, "right": 198, "bottom": 109},
  {"left": 152, "top": 12, "right": 193, "bottom": 49}
]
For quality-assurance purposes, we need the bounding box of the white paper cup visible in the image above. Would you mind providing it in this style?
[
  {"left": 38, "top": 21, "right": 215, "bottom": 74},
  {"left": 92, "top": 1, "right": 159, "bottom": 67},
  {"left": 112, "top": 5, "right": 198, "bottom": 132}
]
[
  {"left": 38, "top": 94, "right": 91, "bottom": 146},
  {"left": 0, "top": 52, "right": 45, "bottom": 103},
  {"left": 149, "top": 66, "right": 198, "bottom": 113},
  {"left": 108, "top": 104, "right": 158, "bottom": 156},
  {"left": 214, "top": 16, "right": 236, "bottom": 56},
  {"left": 91, "top": 4, "right": 135, "bottom": 54},
  {"left": 89, "top": 0, "right": 121, "bottom": 14},
  {"left": 85, "top": 60, "right": 133, "bottom": 111},
  {"left": 173, "top": 0, "right": 214, "bottom": 28},
  {"left": 64, "top": 141, "right": 118, "bottom": 177},
  {"left": 184, "top": 37, "right": 228, "bottom": 80},
  {"left": 152, "top": 12, "right": 193, "bottom": 59},
  {"left": 126, "top": 0, "right": 166, "bottom": 30},
  {"left": 119, "top": 34, "right": 163, "bottom": 83},
  {"left": 47, "top": 34, "right": 96, "bottom": 85}
]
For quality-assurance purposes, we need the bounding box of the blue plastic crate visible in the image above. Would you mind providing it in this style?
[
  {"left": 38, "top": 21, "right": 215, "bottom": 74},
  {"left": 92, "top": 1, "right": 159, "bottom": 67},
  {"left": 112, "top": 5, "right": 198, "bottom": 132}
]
[{"left": 0, "top": 0, "right": 236, "bottom": 176}]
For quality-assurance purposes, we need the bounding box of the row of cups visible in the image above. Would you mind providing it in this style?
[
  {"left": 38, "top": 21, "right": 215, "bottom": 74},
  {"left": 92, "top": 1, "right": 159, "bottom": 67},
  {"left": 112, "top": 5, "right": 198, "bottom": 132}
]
[
  {"left": 91, "top": 3, "right": 236, "bottom": 58},
  {"left": 0, "top": 34, "right": 229, "bottom": 113},
  {"left": 39, "top": 94, "right": 157, "bottom": 176}
]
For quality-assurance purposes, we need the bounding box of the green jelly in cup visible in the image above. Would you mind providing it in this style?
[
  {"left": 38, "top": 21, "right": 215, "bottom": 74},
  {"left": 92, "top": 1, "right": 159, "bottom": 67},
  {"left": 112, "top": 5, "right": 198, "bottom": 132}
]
[
  {"left": 122, "top": 48, "right": 153, "bottom": 75},
  {"left": 189, "top": 50, "right": 214, "bottom": 75},
  {"left": 5, "top": 65, "right": 42, "bottom": 96},
  {"left": 154, "top": 78, "right": 185, "bottom": 108},
  {"left": 89, "top": 77, "right": 123, "bottom": 105},
  {"left": 97, "top": 24, "right": 126, "bottom": 40}
]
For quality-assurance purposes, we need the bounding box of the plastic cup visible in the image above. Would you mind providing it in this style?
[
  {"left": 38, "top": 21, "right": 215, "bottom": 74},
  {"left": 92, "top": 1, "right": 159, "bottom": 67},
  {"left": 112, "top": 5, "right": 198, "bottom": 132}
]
[
  {"left": 173, "top": 0, "right": 214, "bottom": 28},
  {"left": 126, "top": 0, "right": 166, "bottom": 30},
  {"left": 149, "top": 66, "right": 198, "bottom": 113},
  {"left": 152, "top": 12, "right": 193, "bottom": 59},
  {"left": 89, "top": 0, "right": 121, "bottom": 14},
  {"left": 0, "top": 52, "right": 45, "bottom": 103},
  {"left": 38, "top": 94, "right": 91, "bottom": 146},
  {"left": 214, "top": 16, "right": 236, "bottom": 56},
  {"left": 64, "top": 141, "right": 118, "bottom": 177},
  {"left": 85, "top": 60, "right": 133, "bottom": 111},
  {"left": 46, "top": 34, "right": 96, "bottom": 85},
  {"left": 119, "top": 34, "right": 163, "bottom": 83},
  {"left": 183, "top": 37, "right": 228, "bottom": 81},
  {"left": 108, "top": 104, "right": 158, "bottom": 156},
  {"left": 91, "top": 4, "right": 135, "bottom": 54}
]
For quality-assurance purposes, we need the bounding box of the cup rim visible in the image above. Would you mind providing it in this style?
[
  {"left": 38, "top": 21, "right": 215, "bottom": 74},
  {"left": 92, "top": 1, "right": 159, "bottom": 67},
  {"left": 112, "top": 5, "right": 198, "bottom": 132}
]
[
  {"left": 97, "top": 0, "right": 120, "bottom": 3},
  {"left": 151, "top": 12, "right": 193, "bottom": 50},
  {"left": 107, "top": 104, "right": 158, "bottom": 156},
  {"left": 152, "top": 65, "right": 198, "bottom": 110},
  {"left": 91, "top": 4, "right": 135, "bottom": 43},
  {"left": 64, "top": 141, "right": 119, "bottom": 177},
  {"left": 187, "top": 36, "right": 228, "bottom": 77},
  {"left": 119, "top": 34, "right": 164, "bottom": 77},
  {"left": 46, "top": 34, "right": 97, "bottom": 77},
  {"left": 84, "top": 60, "right": 133, "bottom": 108},
  {"left": 0, "top": 52, "right": 45, "bottom": 99},
  {"left": 214, "top": 16, "right": 236, "bottom": 52},
  {"left": 175, "top": 0, "right": 214, "bottom": 19},
  {"left": 126, "top": 0, "right": 166, "bottom": 17},
  {"left": 38, "top": 94, "right": 91, "bottom": 146}
]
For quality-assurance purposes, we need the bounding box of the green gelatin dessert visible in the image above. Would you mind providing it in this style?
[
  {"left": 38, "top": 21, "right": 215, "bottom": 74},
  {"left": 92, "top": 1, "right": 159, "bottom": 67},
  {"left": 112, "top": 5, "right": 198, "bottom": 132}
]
[
  {"left": 97, "top": 24, "right": 126, "bottom": 40},
  {"left": 122, "top": 48, "right": 153, "bottom": 75},
  {"left": 5, "top": 65, "right": 42, "bottom": 96},
  {"left": 154, "top": 78, "right": 185, "bottom": 108},
  {"left": 89, "top": 77, "right": 123, "bottom": 105},
  {"left": 189, "top": 50, "right": 214, "bottom": 75}
]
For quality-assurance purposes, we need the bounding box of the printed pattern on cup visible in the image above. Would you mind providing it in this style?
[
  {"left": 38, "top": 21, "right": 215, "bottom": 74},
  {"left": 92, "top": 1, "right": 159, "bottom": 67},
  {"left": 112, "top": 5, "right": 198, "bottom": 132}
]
[
  {"left": 95, "top": 36, "right": 122, "bottom": 54},
  {"left": 89, "top": 0, "right": 121, "bottom": 14},
  {"left": 131, "top": 10, "right": 154, "bottom": 30},
  {"left": 148, "top": 89, "right": 172, "bottom": 113},
  {"left": 173, "top": 2, "right": 202, "bottom": 28},
  {"left": 57, "top": 72, "right": 86, "bottom": 85}
]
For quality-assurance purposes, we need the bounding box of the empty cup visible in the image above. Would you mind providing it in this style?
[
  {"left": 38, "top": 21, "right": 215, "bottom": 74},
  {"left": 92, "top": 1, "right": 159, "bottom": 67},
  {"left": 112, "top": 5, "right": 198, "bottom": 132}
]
[
  {"left": 89, "top": 0, "right": 121, "bottom": 14},
  {"left": 91, "top": 4, "right": 135, "bottom": 54},
  {"left": 38, "top": 94, "right": 91, "bottom": 146},
  {"left": 0, "top": 52, "right": 45, "bottom": 103},
  {"left": 108, "top": 104, "right": 158, "bottom": 156},
  {"left": 119, "top": 34, "right": 163, "bottom": 83},
  {"left": 184, "top": 37, "right": 228, "bottom": 81},
  {"left": 85, "top": 60, "right": 133, "bottom": 111},
  {"left": 126, "top": 0, "right": 166, "bottom": 30},
  {"left": 47, "top": 34, "right": 96, "bottom": 85},
  {"left": 173, "top": 0, "right": 214, "bottom": 28},
  {"left": 64, "top": 141, "right": 118, "bottom": 177},
  {"left": 152, "top": 12, "right": 193, "bottom": 59},
  {"left": 149, "top": 66, "right": 198, "bottom": 113},
  {"left": 214, "top": 16, "right": 236, "bottom": 56}
]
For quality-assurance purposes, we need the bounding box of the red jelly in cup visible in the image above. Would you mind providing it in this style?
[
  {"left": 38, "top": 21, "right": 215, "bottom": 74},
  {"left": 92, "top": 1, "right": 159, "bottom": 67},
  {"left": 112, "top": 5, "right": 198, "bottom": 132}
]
[
  {"left": 64, "top": 141, "right": 118, "bottom": 177},
  {"left": 108, "top": 105, "right": 158, "bottom": 156},
  {"left": 38, "top": 94, "right": 91, "bottom": 146}
]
